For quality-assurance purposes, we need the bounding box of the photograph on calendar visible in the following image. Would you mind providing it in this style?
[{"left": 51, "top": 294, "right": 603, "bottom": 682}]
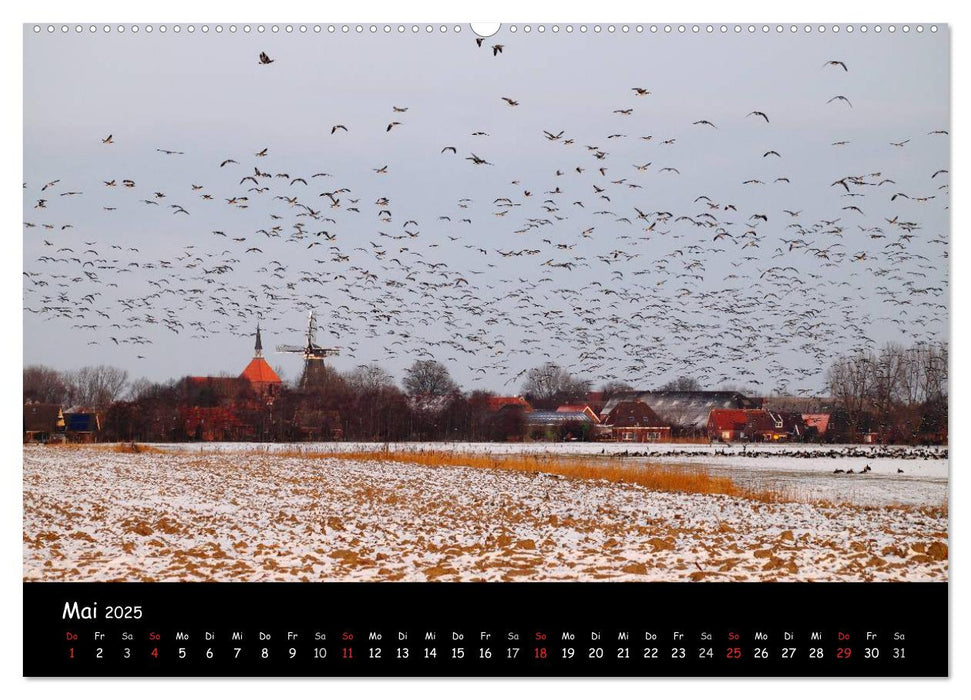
[{"left": 23, "top": 22, "right": 948, "bottom": 586}]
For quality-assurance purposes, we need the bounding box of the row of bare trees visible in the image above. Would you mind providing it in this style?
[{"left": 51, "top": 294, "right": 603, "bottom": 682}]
[
  {"left": 825, "top": 341, "right": 948, "bottom": 441},
  {"left": 28, "top": 348, "right": 947, "bottom": 443},
  {"left": 23, "top": 364, "right": 129, "bottom": 411}
]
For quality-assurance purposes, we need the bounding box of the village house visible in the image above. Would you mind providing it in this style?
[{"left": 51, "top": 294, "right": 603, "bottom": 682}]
[
  {"left": 707, "top": 409, "right": 797, "bottom": 442},
  {"left": 23, "top": 402, "right": 65, "bottom": 443},
  {"left": 487, "top": 395, "right": 532, "bottom": 412},
  {"left": 600, "top": 400, "right": 672, "bottom": 442},
  {"left": 602, "top": 390, "right": 762, "bottom": 436},
  {"left": 802, "top": 413, "right": 831, "bottom": 439}
]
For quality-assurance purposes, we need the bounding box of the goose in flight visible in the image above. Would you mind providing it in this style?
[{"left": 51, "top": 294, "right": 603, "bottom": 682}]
[
  {"left": 693, "top": 119, "right": 717, "bottom": 128},
  {"left": 331, "top": 124, "right": 348, "bottom": 134},
  {"left": 501, "top": 97, "right": 519, "bottom": 106},
  {"left": 822, "top": 59, "right": 847, "bottom": 71},
  {"left": 747, "top": 110, "right": 769, "bottom": 123},
  {"left": 102, "top": 134, "right": 113, "bottom": 144},
  {"left": 827, "top": 95, "right": 853, "bottom": 108},
  {"left": 259, "top": 51, "right": 274, "bottom": 65}
]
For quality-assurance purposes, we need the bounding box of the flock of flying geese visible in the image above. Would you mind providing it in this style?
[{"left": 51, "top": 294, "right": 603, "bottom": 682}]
[{"left": 23, "top": 39, "right": 948, "bottom": 394}]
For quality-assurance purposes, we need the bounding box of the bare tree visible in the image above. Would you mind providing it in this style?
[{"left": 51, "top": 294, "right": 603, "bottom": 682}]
[
  {"left": 521, "top": 362, "right": 591, "bottom": 407},
  {"left": 600, "top": 380, "right": 633, "bottom": 404},
  {"left": 403, "top": 360, "right": 457, "bottom": 397},
  {"left": 125, "top": 377, "right": 155, "bottom": 401},
  {"left": 346, "top": 363, "right": 396, "bottom": 393},
  {"left": 920, "top": 342, "right": 948, "bottom": 403},
  {"left": 65, "top": 365, "right": 129, "bottom": 410},
  {"left": 870, "top": 343, "right": 906, "bottom": 439},
  {"left": 521, "top": 363, "right": 567, "bottom": 404},
  {"left": 659, "top": 375, "right": 703, "bottom": 392},
  {"left": 23, "top": 365, "right": 70, "bottom": 404},
  {"left": 826, "top": 350, "right": 875, "bottom": 437}
]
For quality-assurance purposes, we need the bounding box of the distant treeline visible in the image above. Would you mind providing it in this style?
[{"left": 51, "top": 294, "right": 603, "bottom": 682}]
[
  {"left": 23, "top": 340, "right": 947, "bottom": 443},
  {"left": 823, "top": 341, "right": 948, "bottom": 443}
]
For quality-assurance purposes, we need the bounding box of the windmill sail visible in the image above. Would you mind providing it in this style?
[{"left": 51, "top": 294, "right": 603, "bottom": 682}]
[{"left": 276, "top": 311, "right": 339, "bottom": 388}]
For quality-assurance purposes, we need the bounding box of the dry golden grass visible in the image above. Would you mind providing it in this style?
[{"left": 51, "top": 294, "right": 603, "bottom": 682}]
[
  {"left": 31, "top": 441, "right": 170, "bottom": 454},
  {"left": 264, "top": 447, "right": 788, "bottom": 501},
  {"left": 34, "top": 442, "right": 942, "bottom": 514},
  {"left": 107, "top": 442, "right": 167, "bottom": 454}
]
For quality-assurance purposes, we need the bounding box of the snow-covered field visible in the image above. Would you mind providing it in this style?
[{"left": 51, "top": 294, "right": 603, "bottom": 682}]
[
  {"left": 23, "top": 445, "right": 948, "bottom": 583},
  {"left": 159, "top": 441, "right": 949, "bottom": 507}
]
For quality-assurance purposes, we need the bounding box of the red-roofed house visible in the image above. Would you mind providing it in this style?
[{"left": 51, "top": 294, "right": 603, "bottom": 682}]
[
  {"left": 555, "top": 404, "right": 600, "bottom": 423},
  {"left": 802, "top": 413, "right": 831, "bottom": 438},
  {"left": 601, "top": 400, "right": 671, "bottom": 442},
  {"left": 487, "top": 395, "right": 532, "bottom": 412},
  {"left": 707, "top": 409, "right": 788, "bottom": 442}
]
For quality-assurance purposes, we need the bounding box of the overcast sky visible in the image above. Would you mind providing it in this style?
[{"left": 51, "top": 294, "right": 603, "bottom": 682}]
[{"left": 22, "top": 24, "right": 949, "bottom": 395}]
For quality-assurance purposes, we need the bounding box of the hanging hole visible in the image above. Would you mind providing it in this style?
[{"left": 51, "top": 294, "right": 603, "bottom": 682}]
[{"left": 470, "top": 23, "right": 500, "bottom": 38}]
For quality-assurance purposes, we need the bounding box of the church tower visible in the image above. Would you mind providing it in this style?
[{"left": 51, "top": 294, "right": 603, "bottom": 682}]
[{"left": 239, "top": 323, "right": 282, "bottom": 395}]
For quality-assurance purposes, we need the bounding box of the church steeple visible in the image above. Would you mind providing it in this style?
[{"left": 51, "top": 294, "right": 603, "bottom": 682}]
[{"left": 241, "top": 322, "right": 281, "bottom": 393}]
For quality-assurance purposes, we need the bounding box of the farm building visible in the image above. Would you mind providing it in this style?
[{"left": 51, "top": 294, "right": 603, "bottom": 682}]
[
  {"left": 600, "top": 400, "right": 672, "bottom": 442},
  {"left": 524, "top": 409, "right": 598, "bottom": 441},
  {"left": 23, "top": 402, "right": 65, "bottom": 443},
  {"left": 707, "top": 409, "right": 793, "bottom": 442},
  {"left": 64, "top": 410, "right": 101, "bottom": 443},
  {"left": 555, "top": 404, "right": 601, "bottom": 423},
  {"left": 601, "top": 391, "right": 761, "bottom": 435}
]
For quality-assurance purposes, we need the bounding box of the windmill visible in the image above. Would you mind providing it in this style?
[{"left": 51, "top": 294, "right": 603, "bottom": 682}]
[{"left": 276, "top": 310, "right": 339, "bottom": 388}]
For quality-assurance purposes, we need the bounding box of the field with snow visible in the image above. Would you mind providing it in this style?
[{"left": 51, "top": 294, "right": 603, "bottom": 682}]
[
  {"left": 162, "top": 441, "right": 949, "bottom": 508},
  {"left": 23, "top": 444, "right": 948, "bottom": 583}
]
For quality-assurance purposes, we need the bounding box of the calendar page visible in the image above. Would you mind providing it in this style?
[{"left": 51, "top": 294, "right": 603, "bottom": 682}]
[{"left": 22, "top": 20, "right": 949, "bottom": 677}]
